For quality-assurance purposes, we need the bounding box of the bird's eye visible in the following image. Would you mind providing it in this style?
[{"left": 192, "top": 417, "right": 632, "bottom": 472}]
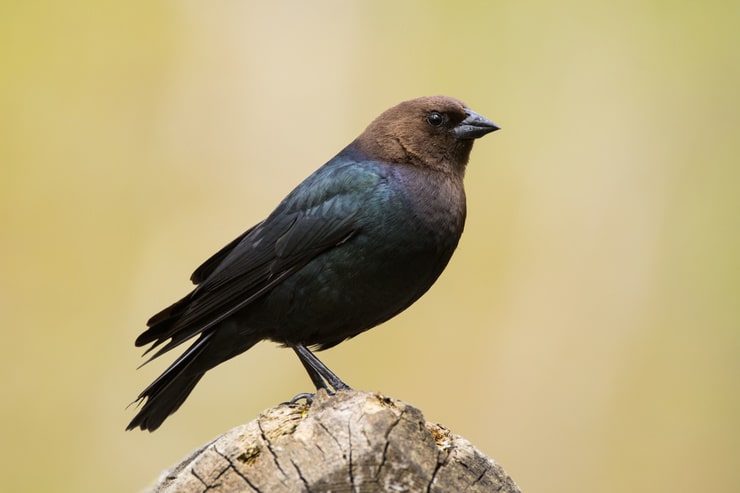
[{"left": 426, "top": 111, "right": 445, "bottom": 127}]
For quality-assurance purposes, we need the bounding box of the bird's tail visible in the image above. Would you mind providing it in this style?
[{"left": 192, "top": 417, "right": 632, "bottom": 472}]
[{"left": 127, "top": 332, "right": 212, "bottom": 432}]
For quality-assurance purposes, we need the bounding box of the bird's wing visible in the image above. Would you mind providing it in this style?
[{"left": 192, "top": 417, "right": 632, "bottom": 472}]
[
  {"left": 189, "top": 225, "right": 258, "bottom": 284},
  {"left": 137, "top": 159, "right": 383, "bottom": 360}
]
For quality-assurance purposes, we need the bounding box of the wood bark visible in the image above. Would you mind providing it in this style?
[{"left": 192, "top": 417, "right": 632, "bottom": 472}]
[{"left": 144, "top": 390, "right": 521, "bottom": 493}]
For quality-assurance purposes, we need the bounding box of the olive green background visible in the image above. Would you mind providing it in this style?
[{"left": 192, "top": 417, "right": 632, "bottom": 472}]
[{"left": 2, "top": 1, "right": 738, "bottom": 491}]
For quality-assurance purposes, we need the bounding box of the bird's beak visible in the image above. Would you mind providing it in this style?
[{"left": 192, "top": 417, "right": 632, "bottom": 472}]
[{"left": 454, "top": 109, "right": 500, "bottom": 140}]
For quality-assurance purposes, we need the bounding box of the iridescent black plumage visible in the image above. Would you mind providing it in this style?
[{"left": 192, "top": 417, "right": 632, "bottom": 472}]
[{"left": 128, "top": 96, "right": 498, "bottom": 431}]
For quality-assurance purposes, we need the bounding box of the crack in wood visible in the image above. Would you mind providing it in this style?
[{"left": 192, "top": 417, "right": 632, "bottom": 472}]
[
  {"left": 213, "top": 445, "right": 261, "bottom": 492},
  {"left": 139, "top": 390, "right": 521, "bottom": 493},
  {"left": 289, "top": 459, "right": 312, "bottom": 493},
  {"left": 256, "top": 417, "right": 288, "bottom": 480}
]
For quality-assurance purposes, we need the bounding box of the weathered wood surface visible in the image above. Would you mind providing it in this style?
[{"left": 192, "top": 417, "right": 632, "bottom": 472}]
[{"left": 144, "top": 390, "right": 521, "bottom": 493}]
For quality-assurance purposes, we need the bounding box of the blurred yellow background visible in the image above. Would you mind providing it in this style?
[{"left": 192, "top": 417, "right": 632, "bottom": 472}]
[{"left": 1, "top": 1, "right": 738, "bottom": 491}]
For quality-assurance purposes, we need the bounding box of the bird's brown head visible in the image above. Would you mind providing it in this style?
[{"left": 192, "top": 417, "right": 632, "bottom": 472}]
[{"left": 355, "top": 96, "right": 499, "bottom": 175}]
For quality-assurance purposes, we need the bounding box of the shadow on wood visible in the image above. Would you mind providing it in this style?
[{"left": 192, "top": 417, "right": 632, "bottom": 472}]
[{"left": 144, "top": 390, "right": 521, "bottom": 492}]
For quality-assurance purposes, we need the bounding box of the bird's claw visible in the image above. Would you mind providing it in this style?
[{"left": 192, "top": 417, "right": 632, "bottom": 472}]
[{"left": 283, "top": 392, "right": 315, "bottom": 406}]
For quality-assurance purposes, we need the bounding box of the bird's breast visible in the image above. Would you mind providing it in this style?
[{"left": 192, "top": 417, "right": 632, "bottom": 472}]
[{"left": 258, "top": 166, "right": 467, "bottom": 347}]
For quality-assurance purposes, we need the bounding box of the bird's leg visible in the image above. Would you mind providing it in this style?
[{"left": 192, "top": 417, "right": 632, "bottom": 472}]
[
  {"left": 296, "top": 350, "right": 328, "bottom": 391},
  {"left": 290, "top": 343, "right": 351, "bottom": 393},
  {"left": 283, "top": 344, "right": 325, "bottom": 405}
]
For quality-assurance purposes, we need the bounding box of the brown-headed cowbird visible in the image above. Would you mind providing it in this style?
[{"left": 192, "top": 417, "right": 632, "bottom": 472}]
[{"left": 128, "top": 96, "right": 499, "bottom": 431}]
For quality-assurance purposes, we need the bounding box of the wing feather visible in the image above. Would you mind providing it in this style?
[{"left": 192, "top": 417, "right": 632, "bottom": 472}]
[{"left": 136, "top": 157, "right": 383, "bottom": 362}]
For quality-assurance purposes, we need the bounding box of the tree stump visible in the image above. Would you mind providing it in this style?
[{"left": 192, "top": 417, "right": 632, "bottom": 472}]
[{"left": 144, "top": 390, "right": 521, "bottom": 492}]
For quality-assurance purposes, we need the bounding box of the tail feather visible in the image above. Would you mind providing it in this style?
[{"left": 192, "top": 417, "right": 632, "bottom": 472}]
[
  {"left": 127, "top": 332, "right": 212, "bottom": 432},
  {"left": 127, "top": 375, "right": 202, "bottom": 432},
  {"left": 135, "top": 293, "right": 194, "bottom": 349},
  {"left": 129, "top": 324, "right": 261, "bottom": 431}
]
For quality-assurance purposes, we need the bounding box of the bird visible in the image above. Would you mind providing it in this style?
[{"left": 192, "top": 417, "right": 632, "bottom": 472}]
[{"left": 128, "top": 95, "right": 499, "bottom": 431}]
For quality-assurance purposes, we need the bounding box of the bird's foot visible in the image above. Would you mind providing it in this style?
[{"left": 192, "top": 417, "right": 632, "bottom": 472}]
[
  {"left": 284, "top": 392, "right": 315, "bottom": 406},
  {"left": 331, "top": 380, "right": 351, "bottom": 392}
]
